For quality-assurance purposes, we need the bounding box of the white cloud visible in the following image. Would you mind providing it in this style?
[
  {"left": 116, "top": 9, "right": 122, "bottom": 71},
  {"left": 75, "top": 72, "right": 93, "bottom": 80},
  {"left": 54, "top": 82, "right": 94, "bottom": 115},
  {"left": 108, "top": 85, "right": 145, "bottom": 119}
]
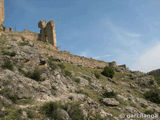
[{"left": 133, "top": 42, "right": 160, "bottom": 72}]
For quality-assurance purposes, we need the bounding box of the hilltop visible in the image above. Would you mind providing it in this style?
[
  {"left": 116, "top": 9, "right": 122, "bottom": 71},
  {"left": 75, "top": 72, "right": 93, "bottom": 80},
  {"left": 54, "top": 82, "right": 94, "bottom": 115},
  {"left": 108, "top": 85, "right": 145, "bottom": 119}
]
[{"left": 0, "top": 32, "right": 160, "bottom": 120}]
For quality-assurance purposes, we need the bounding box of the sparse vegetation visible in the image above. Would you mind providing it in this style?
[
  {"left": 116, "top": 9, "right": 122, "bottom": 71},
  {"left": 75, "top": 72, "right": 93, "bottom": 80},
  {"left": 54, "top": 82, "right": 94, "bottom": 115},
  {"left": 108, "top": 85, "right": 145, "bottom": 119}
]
[
  {"left": 73, "top": 78, "right": 80, "bottom": 83},
  {"left": 144, "top": 88, "right": 160, "bottom": 104},
  {"left": 102, "top": 66, "right": 114, "bottom": 78},
  {"left": 25, "top": 69, "right": 42, "bottom": 81},
  {"left": 18, "top": 42, "right": 29, "bottom": 46},
  {"left": 67, "top": 104, "right": 85, "bottom": 120},
  {"left": 27, "top": 111, "right": 34, "bottom": 119},
  {"left": 48, "top": 59, "right": 57, "bottom": 70},
  {"left": 82, "top": 75, "right": 91, "bottom": 83},
  {"left": 40, "top": 102, "right": 61, "bottom": 119},
  {"left": 58, "top": 63, "right": 65, "bottom": 69},
  {"left": 2, "top": 51, "right": 16, "bottom": 57},
  {"left": 149, "top": 80, "right": 154, "bottom": 85},
  {"left": 2, "top": 59, "right": 14, "bottom": 70},
  {"left": 41, "top": 101, "right": 85, "bottom": 120},
  {"left": 64, "top": 70, "right": 72, "bottom": 78},
  {"left": 155, "top": 77, "right": 160, "bottom": 84},
  {"left": 102, "top": 90, "right": 117, "bottom": 98},
  {"left": 0, "top": 38, "right": 7, "bottom": 44},
  {"left": 140, "top": 103, "right": 147, "bottom": 108},
  {"left": 75, "top": 90, "right": 89, "bottom": 96},
  {"left": 0, "top": 88, "right": 18, "bottom": 103},
  {"left": 144, "top": 110, "right": 155, "bottom": 114},
  {"left": 94, "top": 71, "right": 101, "bottom": 79},
  {"left": 6, "top": 108, "right": 22, "bottom": 120}
]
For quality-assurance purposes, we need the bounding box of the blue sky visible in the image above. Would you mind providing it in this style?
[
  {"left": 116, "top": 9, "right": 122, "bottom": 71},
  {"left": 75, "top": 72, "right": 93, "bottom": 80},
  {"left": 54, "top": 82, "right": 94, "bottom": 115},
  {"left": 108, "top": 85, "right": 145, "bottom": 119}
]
[{"left": 4, "top": 0, "right": 160, "bottom": 72}]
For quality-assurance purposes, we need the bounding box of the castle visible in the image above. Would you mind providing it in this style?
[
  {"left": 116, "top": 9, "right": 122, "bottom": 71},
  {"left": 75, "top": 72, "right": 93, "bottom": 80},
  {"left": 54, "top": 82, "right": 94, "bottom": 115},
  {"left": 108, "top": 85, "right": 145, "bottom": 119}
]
[
  {"left": 0, "top": 0, "right": 122, "bottom": 69},
  {"left": 0, "top": 0, "right": 57, "bottom": 47}
]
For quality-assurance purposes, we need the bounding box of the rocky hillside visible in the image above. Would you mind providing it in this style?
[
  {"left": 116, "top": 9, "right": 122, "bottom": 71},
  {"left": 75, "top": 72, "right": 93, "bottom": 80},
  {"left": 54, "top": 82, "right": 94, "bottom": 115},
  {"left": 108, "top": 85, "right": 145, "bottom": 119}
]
[{"left": 0, "top": 32, "right": 160, "bottom": 120}]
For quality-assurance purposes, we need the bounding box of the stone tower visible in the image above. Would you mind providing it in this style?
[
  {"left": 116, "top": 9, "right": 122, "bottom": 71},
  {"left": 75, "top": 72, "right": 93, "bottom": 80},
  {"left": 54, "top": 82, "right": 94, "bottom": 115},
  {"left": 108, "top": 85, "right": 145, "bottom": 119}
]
[
  {"left": 38, "top": 20, "right": 57, "bottom": 47},
  {"left": 0, "top": 0, "right": 4, "bottom": 31}
]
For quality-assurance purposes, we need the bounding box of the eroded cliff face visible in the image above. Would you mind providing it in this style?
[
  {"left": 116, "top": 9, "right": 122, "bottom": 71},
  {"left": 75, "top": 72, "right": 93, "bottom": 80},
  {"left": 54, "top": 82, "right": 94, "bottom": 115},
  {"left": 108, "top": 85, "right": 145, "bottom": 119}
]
[{"left": 0, "top": 33, "right": 159, "bottom": 120}]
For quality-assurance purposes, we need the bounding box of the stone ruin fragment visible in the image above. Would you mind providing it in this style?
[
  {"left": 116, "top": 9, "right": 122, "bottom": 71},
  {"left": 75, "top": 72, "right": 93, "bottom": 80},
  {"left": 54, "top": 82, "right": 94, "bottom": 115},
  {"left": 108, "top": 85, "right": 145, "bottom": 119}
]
[{"left": 38, "top": 20, "right": 57, "bottom": 47}]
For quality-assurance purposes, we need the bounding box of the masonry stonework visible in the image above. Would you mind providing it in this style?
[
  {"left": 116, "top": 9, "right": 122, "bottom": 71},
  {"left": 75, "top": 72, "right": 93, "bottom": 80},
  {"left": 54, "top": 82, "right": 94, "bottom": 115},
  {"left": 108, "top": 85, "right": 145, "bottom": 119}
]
[
  {"left": 0, "top": 0, "right": 5, "bottom": 31},
  {"left": 38, "top": 20, "right": 57, "bottom": 47}
]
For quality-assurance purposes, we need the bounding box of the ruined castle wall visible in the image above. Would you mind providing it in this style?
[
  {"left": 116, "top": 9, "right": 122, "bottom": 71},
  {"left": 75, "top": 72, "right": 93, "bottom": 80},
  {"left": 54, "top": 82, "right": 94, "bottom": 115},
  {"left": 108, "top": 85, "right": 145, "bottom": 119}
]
[
  {"left": 5, "top": 30, "right": 39, "bottom": 41},
  {"left": 49, "top": 51, "right": 116, "bottom": 68},
  {"left": 37, "top": 44, "right": 116, "bottom": 68}
]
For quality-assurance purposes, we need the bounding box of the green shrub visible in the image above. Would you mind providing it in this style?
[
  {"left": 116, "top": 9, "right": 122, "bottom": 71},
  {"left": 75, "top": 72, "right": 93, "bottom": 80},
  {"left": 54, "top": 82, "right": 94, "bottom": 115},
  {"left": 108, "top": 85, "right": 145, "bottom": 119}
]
[
  {"left": 9, "top": 109, "right": 22, "bottom": 120},
  {"left": 9, "top": 95, "right": 18, "bottom": 103},
  {"left": 102, "top": 66, "right": 114, "bottom": 78},
  {"left": 64, "top": 70, "right": 72, "bottom": 78},
  {"left": 94, "top": 71, "right": 101, "bottom": 79},
  {"left": 144, "top": 110, "right": 155, "bottom": 114},
  {"left": 2, "top": 51, "right": 16, "bottom": 57},
  {"left": 144, "top": 89, "right": 160, "bottom": 104},
  {"left": 155, "top": 77, "right": 160, "bottom": 84},
  {"left": 2, "top": 59, "right": 13, "bottom": 70},
  {"left": 140, "top": 103, "right": 147, "bottom": 108},
  {"left": 27, "top": 111, "right": 34, "bottom": 119},
  {"left": 0, "top": 88, "right": 18, "bottom": 103},
  {"left": 74, "top": 78, "right": 80, "bottom": 83},
  {"left": 82, "top": 76, "right": 91, "bottom": 83},
  {"left": 40, "top": 102, "right": 61, "bottom": 119},
  {"left": 48, "top": 56, "right": 59, "bottom": 62},
  {"left": 25, "top": 69, "right": 41, "bottom": 81},
  {"left": 68, "top": 105, "right": 85, "bottom": 120},
  {"left": 18, "top": 41, "right": 29, "bottom": 46},
  {"left": 58, "top": 64, "right": 65, "bottom": 69},
  {"left": 149, "top": 80, "right": 154, "bottom": 85},
  {"left": 48, "top": 60, "right": 57, "bottom": 70},
  {"left": 75, "top": 90, "right": 89, "bottom": 96},
  {"left": 102, "top": 91, "right": 117, "bottom": 98}
]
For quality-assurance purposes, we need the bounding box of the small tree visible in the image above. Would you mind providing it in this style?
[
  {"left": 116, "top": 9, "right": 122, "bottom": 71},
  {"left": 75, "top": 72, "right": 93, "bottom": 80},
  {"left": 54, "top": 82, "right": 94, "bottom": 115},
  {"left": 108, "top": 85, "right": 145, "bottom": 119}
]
[{"left": 102, "top": 66, "right": 114, "bottom": 78}]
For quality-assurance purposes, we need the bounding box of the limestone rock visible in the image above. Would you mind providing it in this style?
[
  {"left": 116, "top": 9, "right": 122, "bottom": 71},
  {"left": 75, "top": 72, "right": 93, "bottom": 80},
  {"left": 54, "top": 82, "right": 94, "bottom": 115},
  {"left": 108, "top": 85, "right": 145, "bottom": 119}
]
[
  {"left": 102, "top": 98, "right": 119, "bottom": 106},
  {"left": 57, "top": 109, "right": 71, "bottom": 120}
]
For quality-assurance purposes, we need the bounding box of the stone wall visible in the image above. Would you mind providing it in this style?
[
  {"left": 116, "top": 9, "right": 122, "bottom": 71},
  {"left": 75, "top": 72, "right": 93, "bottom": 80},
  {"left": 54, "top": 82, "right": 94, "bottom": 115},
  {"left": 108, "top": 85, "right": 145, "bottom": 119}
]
[
  {"left": 4, "top": 30, "right": 39, "bottom": 41},
  {"left": 37, "top": 44, "right": 117, "bottom": 68}
]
